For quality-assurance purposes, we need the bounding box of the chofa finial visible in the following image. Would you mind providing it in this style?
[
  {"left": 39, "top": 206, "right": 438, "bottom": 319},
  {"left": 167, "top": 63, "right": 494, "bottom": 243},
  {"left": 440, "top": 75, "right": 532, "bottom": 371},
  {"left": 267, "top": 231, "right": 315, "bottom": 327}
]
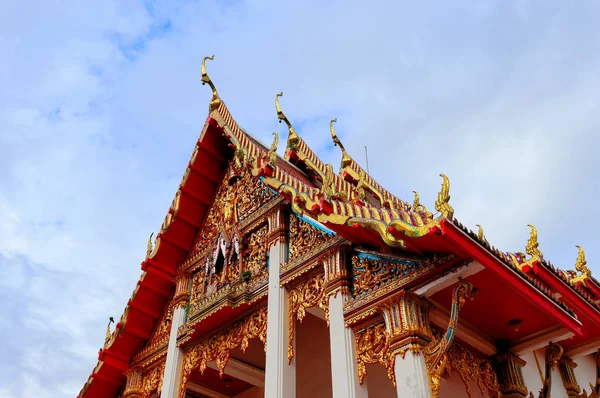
[
  {"left": 329, "top": 118, "right": 352, "bottom": 169},
  {"left": 572, "top": 245, "right": 591, "bottom": 282},
  {"left": 525, "top": 224, "right": 543, "bottom": 259},
  {"left": 434, "top": 174, "right": 454, "bottom": 220},
  {"left": 201, "top": 55, "right": 221, "bottom": 111},
  {"left": 275, "top": 92, "right": 299, "bottom": 149}
]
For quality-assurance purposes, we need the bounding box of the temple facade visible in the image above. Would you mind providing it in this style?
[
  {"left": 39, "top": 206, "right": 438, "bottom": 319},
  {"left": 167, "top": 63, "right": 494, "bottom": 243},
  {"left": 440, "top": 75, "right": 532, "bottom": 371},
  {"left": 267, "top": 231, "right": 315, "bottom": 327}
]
[{"left": 78, "top": 57, "right": 600, "bottom": 398}]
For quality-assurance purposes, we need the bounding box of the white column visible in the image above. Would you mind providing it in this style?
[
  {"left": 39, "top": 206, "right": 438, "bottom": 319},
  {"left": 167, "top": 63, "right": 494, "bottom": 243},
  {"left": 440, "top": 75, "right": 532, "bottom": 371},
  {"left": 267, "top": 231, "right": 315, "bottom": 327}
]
[
  {"left": 393, "top": 350, "right": 431, "bottom": 398},
  {"left": 265, "top": 237, "right": 296, "bottom": 398},
  {"left": 161, "top": 305, "right": 187, "bottom": 398},
  {"left": 328, "top": 292, "right": 368, "bottom": 398}
]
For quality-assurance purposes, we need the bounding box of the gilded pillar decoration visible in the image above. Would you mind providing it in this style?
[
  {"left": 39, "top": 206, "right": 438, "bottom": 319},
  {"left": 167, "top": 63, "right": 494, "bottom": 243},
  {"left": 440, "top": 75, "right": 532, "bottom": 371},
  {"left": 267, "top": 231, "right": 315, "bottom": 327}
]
[
  {"left": 266, "top": 204, "right": 287, "bottom": 249},
  {"left": 492, "top": 352, "right": 529, "bottom": 398},
  {"left": 123, "top": 367, "right": 143, "bottom": 397},
  {"left": 558, "top": 356, "right": 581, "bottom": 397},
  {"left": 173, "top": 272, "right": 191, "bottom": 308},
  {"left": 355, "top": 322, "right": 396, "bottom": 387},
  {"left": 178, "top": 307, "right": 268, "bottom": 398},
  {"left": 424, "top": 279, "right": 477, "bottom": 398},
  {"left": 123, "top": 364, "right": 166, "bottom": 398},
  {"left": 287, "top": 271, "right": 329, "bottom": 363},
  {"left": 447, "top": 343, "right": 502, "bottom": 398},
  {"left": 380, "top": 291, "right": 434, "bottom": 355},
  {"left": 322, "top": 245, "right": 351, "bottom": 297}
]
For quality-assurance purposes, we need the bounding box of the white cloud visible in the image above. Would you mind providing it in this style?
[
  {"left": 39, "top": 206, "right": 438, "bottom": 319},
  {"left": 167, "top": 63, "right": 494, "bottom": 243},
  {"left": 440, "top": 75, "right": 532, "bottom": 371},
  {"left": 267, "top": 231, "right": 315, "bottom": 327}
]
[{"left": 1, "top": 1, "right": 600, "bottom": 397}]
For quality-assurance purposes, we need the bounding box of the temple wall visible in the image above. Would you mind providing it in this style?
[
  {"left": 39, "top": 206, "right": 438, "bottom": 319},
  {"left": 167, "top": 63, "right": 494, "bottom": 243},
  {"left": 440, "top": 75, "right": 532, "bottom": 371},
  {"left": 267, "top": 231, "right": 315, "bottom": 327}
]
[
  {"left": 521, "top": 350, "right": 544, "bottom": 395},
  {"left": 365, "top": 363, "right": 396, "bottom": 398},
  {"left": 573, "top": 353, "right": 597, "bottom": 393},
  {"left": 440, "top": 373, "right": 490, "bottom": 398},
  {"left": 296, "top": 312, "right": 333, "bottom": 398}
]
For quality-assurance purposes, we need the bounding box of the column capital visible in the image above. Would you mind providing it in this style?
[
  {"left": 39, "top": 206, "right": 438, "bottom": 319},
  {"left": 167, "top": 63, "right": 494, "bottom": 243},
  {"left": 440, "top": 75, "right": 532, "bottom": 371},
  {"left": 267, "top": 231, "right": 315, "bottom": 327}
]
[
  {"left": 492, "top": 352, "right": 529, "bottom": 398},
  {"left": 172, "top": 272, "right": 191, "bottom": 309},
  {"left": 380, "top": 291, "right": 434, "bottom": 355}
]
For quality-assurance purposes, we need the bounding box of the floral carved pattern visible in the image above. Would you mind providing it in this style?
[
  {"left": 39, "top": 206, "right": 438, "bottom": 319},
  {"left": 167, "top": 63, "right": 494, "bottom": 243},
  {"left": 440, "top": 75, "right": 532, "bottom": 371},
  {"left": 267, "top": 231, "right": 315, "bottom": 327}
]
[
  {"left": 446, "top": 343, "right": 502, "bottom": 398},
  {"left": 352, "top": 255, "right": 421, "bottom": 297},
  {"left": 288, "top": 272, "right": 329, "bottom": 363},
  {"left": 140, "top": 363, "right": 165, "bottom": 398},
  {"left": 190, "top": 160, "right": 276, "bottom": 258},
  {"left": 288, "top": 214, "right": 331, "bottom": 261},
  {"left": 243, "top": 225, "right": 268, "bottom": 277},
  {"left": 355, "top": 323, "right": 396, "bottom": 387},
  {"left": 146, "top": 304, "right": 174, "bottom": 349},
  {"left": 179, "top": 307, "right": 268, "bottom": 398}
]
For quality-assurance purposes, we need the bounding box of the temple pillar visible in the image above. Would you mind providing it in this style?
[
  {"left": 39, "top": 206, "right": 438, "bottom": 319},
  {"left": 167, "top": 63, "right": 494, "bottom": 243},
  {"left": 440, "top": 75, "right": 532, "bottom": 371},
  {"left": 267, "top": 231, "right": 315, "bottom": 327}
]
[
  {"left": 265, "top": 207, "right": 296, "bottom": 398},
  {"left": 328, "top": 292, "right": 369, "bottom": 398},
  {"left": 322, "top": 247, "right": 368, "bottom": 398},
  {"left": 381, "top": 292, "right": 434, "bottom": 398},
  {"left": 162, "top": 273, "right": 190, "bottom": 398},
  {"left": 492, "top": 352, "right": 530, "bottom": 398}
]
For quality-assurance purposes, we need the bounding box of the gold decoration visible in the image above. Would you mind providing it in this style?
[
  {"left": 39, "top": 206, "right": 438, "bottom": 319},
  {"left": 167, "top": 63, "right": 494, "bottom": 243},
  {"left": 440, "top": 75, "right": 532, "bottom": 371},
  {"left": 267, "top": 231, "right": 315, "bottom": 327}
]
[
  {"left": 146, "top": 233, "right": 154, "bottom": 258},
  {"left": 104, "top": 317, "right": 114, "bottom": 348},
  {"left": 493, "top": 352, "right": 529, "bottom": 397},
  {"left": 533, "top": 343, "right": 563, "bottom": 398},
  {"left": 425, "top": 279, "right": 477, "bottom": 398},
  {"left": 570, "top": 245, "right": 592, "bottom": 285},
  {"left": 330, "top": 118, "right": 352, "bottom": 169},
  {"left": 189, "top": 159, "right": 276, "bottom": 257},
  {"left": 201, "top": 55, "right": 221, "bottom": 112},
  {"left": 180, "top": 308, "right": 268, "bottom": 398},
  {"left": 413, "top": 191, "right": 433, "bottom": 220},
  {"left": 476, "top": 224, "right": 486, "bottom": 243},
  {"left": 140, "top": 363, "right": 166, "bottom": 397},
  {"left": 526, "top": 224, "right": 543, "bottom": 259},
  {"left": 275, "top": 92, "right": 299, "bottom": 150},
  {"left": 288, "top": 272, "right": 330, "bottom": 363},
  {"left": 355, "top": 170, "right": 367, "bottom": 202},
  {"left": 288, "top": 214, "right": 331, "bottom": 262},
  {"left": 352, "top": 255, "right": 422, "bottom": 297},
  {"left": 559, "top": 356, "right": 582, "bottom": 397},
  {"left": 355, "top": 323, "right": 396, "bottom": 387},
  {"left": 268, "top": 131, "right": 279, "bottom": 166},
  {"left": 321, "top": 164, "right": 336, "bottom": 200},
  {"left": 447, "top": 342, "right": 502, "bottom": 398},
  {"left": 434, "top": 174, "right": 454, "bottom": 220},
  {"left": 243, "top": 224, "right": 269, "bottom": 277}
]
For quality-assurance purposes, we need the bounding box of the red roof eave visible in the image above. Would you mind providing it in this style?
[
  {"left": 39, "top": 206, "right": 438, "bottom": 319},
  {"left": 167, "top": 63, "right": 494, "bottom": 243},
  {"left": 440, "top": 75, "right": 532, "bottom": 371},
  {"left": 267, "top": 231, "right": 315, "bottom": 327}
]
[{"left": 439, "top": 219, "right": 583, "bottom": 336}]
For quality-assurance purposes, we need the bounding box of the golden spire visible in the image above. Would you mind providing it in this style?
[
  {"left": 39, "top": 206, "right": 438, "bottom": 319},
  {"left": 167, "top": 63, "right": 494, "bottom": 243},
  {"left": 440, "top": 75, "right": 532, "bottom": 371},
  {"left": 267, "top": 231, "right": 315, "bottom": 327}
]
[
  {"left": 275, "top": 92, "right": 299, "bottom": 149},
  {"left": 574, "top": 245, "right": 591, "bottom": 277},
  {"left": 525, "top": 225, "right": 543, "bottom": 259},
  {"left": 329, "top": 118, "right": 352, "bottom": 169},
  {"left": 412, "top": 191, "right": 433, "bottom": 220},
  {"left": 201, "top": 55, "right": 221, "bottom": 111},
  {"left": 434, "top": 174, "right": 454, "bottom": 220},
  {"left": 268, "top": 132, "right": 279, "bottom": 166}
]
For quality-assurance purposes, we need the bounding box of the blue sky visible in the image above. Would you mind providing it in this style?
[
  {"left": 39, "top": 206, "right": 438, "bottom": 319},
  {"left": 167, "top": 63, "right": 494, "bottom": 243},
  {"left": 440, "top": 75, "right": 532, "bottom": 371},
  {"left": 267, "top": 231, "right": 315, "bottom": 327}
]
[{"left": 1, "top": 1, "right": 599, "bottom": 397}]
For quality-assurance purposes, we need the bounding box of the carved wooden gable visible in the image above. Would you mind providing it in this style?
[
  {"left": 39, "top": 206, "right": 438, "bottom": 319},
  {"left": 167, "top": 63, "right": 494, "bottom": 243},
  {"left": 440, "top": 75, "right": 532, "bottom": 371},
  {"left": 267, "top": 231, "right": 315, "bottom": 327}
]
[{"left": 185, "top": 159, "right": 278, "bottom": 311}]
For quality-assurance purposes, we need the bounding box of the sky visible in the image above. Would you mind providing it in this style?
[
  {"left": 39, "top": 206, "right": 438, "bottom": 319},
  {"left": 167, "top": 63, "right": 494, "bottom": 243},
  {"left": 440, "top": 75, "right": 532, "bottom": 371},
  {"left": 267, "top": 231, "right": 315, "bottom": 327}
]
[{"left": 1, "top": 1, "right": 599, "bottom": 397}]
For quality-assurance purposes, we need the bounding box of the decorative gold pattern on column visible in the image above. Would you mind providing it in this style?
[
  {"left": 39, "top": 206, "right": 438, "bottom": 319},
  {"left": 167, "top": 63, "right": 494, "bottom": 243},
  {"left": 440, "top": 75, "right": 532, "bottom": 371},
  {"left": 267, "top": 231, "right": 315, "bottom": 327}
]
[
  {"left": 424, "top": 279, "right": 477, "bottom": 398},
  {"left": 355, "top": 323, "right": 396, "bottom": 387},
  {"left": 380, "top": 291, "right": 434, "bottom": 354},
  {"left": 533, "top": 343, "right": 563, "bottom": 398},
  {"left": 179, "top": 307, "right": 268, "bottom": 398},
  {"left": 447, "top": 343, "right": 502, "bottom": 398},
  {"left": 492, "top": 352, "right": 529, "bottom": 397},
  {"left": 287, "top": 271, "right": 329, "bottom": 363},
  {"left": 123, "top": 363, "right": 166, "bottom": 398},
  {"left": 559, "top": 356, "right": 582, "bottom": 397}
]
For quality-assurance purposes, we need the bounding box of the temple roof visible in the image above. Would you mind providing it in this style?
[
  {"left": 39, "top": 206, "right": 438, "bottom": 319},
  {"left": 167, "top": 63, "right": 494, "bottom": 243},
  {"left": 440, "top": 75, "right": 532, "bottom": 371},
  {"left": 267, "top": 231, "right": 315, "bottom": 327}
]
[{"left": 79, "top": 57, "right": 600, "bottom": 398}]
